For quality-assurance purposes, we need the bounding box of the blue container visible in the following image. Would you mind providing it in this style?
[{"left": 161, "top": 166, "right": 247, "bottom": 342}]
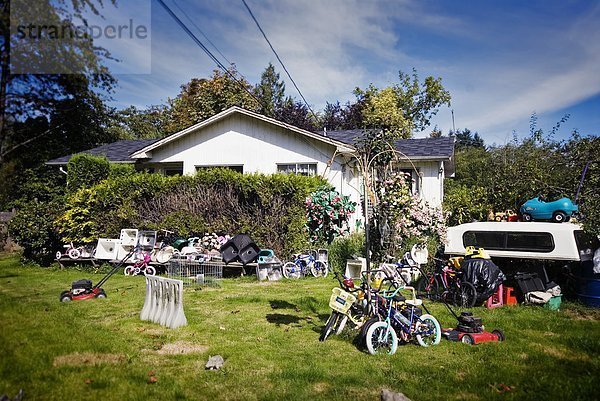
[{"left": 577, "top": 276, "right": 600, "bottom": 308}]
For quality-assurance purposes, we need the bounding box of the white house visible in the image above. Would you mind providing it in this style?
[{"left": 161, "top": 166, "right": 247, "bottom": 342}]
[{"left": 48, "top": 106, "right": 455, "bottom": 227}]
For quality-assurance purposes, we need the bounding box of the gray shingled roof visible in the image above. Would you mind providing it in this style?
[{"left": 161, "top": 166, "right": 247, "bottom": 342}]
[
  {"left": 325, "top": 129, "right": 454, "bottom": 159},
  {"left": 46, "top": 139, "right": 159, "bottom": 165}
]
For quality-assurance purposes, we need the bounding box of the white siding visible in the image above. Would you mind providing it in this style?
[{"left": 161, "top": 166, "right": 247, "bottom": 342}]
[{"left": 148, "top": 114, "right": 337, "bottom": 176}]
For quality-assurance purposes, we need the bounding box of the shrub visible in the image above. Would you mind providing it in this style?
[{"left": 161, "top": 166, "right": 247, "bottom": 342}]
[
  {"left": 373, "top": 172, "right": 447, "bottom": 260},
  {"left": 66, "top": 154, "right": 110, "bottom": 193},
  {"left": 327, "top": 231, "right": 365, "bottom": 274},
  {"left": 8, "top": 199, "right": 64, "bottom": 265},
  {"left": 57, "top": 169, "right": 325, "bottom": 258}
]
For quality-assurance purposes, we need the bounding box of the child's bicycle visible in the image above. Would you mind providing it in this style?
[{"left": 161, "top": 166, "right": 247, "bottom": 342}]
[
  {"left": 320, "top": 270, "right": 399, "bottom": 342},
  {"left": 283, "top": 250, "right": 328, "bottom": 278},
  {"left": 365, "top": 285, "right": 441, "bottom": 355},
  {"left": 124, "top": 248, "right": 156, "bottom": 276},
  {"left": 56, "top": 242, "right": 95, "bottom": 260}
]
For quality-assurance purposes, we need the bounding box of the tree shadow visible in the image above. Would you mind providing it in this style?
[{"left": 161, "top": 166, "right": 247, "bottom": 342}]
[
  {"left": 265, "top": 313, "right": 302, "bottom": 326},
  {"left": 269, "top": 300, "right": 297, "bottom": 310}
]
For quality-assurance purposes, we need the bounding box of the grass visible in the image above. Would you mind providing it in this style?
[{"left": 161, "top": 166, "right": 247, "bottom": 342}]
[{"left": 0, "top": 253, "right": 599, "bottom": 401}]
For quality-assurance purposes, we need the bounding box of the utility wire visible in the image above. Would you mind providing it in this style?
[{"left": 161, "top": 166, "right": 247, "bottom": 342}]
[
  {"left": 155, "top": 0, "right": 262, "bottom": 106},
  {"left": 155, "top": 0, "right": 337, "bottom": 163},
  {"left": 241, "top": 0, "right": 318, "bottom": 121},
  {"left": 171, "top": 0, "right": 234, "bottom": 67}
]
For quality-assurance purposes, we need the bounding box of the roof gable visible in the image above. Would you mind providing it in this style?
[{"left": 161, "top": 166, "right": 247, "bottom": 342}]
[{"left": 130, "top": 106, "right": 353, "bottom": 159}]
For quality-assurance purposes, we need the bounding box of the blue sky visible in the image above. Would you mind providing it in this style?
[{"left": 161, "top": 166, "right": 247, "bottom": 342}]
[{"left": 98, "top": 0, "right": 600, "bottom": 145}]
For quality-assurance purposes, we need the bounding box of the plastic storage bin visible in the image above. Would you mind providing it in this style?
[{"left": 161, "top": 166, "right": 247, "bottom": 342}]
[{"left": 544, "top": 295, "right": 562, "bottom": 310}]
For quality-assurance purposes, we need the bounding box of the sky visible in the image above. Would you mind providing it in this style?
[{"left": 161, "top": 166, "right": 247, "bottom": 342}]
[{"left": 94, "top": 0, "right": 600, "bottom": 145}]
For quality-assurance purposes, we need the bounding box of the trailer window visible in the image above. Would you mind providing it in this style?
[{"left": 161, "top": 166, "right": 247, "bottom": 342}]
[
  {"left": 463, "top": 231, "right": 505, "bottom": 250},
  {"left": 506, "top": 232, "right": 554, "bottom": 252},
  {"left": 463, "top": 231, "right": 555, "bottom": 252},
  {"left": 575, "top": 230, "right": 600, "bottom": 260}
]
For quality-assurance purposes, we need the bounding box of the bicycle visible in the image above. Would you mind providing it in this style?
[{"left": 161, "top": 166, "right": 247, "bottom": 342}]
[
  {"left": 56, "top": 242, "right": 95, "bottom": 260},
  {"left": 415, "top": 258, "right": 477, "bottom": 308},
  {"left": 283, "top": 250, "right": 328, "bottom": 278},
  {"left": 319, "top": 271, "right": 398, "bottom": 342},
  {"left": 365, "top": 286, "right": 441, "bottom": 355},
  {"left": 124, "top": 247, "right": 156, "bottom": 276}
]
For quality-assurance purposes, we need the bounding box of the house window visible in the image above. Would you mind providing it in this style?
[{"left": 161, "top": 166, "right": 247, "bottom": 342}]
[
  {"left": 399, "top": 169, "right": 420, "bottom": 194},
  {"left": 162, "top": 163, "right": 183, "bottom": 176},
  {"left": 196, "top": 165, "right": 244, "bottom": 174},
  {"left": 463, "top": 231, "right": 555, "bottom": 253},
  {"left": 277, "top": 163, "right": 317, "bottom": 176}
]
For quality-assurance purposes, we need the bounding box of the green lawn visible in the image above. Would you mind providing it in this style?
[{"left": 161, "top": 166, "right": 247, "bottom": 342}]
[{"left": 0, "top": 253, "right": 599, "bottom": 401}]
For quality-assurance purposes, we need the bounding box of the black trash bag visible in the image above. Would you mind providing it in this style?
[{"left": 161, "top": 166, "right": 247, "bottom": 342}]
[{"left": 460, "top": 259, "right": 505, "bottom": 304}]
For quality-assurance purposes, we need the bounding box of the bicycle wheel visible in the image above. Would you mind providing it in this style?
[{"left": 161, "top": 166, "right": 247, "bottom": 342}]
[
  {"left": 366, "top": 321, "right": 398, "bottom": 355},
  {"left": 453, "top": 281, "right": 477, "bottom": 308},
  {"left": 124, "top": 266, "right": 135, "bottom": 276},
  {"left": 283, "top": 262, "right": 301, "bottom": 279},
  {"left": 310, "top": 261, "right": 328, "bottom": 277},
  {"left": 319, "top": 311, "right": 341, "bottom": 342},
  {"left": 415, "top": 314, "right": 441, "bottom": 347},
  {"left": 55, "top": 251, "right": 62, "bottom": 260},
  {"left": 144, "top": 265, "right": 156, "bottom": 276},
  {"left": 68, "top": 248, "right": 81, "bottom": 259},
  {"left": 335, "top": 314, "right": 348, "bottom": 335}
]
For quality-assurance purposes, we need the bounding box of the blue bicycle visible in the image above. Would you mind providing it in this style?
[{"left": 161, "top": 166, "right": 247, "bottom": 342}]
[
  {"left": 365, "top": 286, "right": 441, "bottom": 355},
  {"left": 283, "top": 250, "right": 328, "bottom": 278}
]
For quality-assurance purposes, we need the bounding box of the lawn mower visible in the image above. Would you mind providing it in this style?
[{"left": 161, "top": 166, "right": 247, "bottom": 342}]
[
  {"left": 441, "top": 301, "right": 505, "bottom": 345},
  {"left": 59, "top": 251, "right": 133, "bottom": 302}
]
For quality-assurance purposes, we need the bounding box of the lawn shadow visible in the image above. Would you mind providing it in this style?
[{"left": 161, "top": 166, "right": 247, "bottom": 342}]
[
  {"left": 269, "top": 300, "right": 297, "bottom": 310},
  {"left": 266, "top": 313, "right": 302, "bottom": 326}
]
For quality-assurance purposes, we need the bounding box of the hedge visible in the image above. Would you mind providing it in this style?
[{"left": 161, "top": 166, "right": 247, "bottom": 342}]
[{"left": 56, "top": 169, "right": 327, "bottom": 258}]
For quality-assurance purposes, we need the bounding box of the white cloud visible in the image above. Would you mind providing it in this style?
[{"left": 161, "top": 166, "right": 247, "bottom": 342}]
[{"left": 108, "top": 0, "right": 600, "bottom": 143}]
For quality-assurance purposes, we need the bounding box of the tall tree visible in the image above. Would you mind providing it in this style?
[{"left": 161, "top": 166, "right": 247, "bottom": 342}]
[
  {"left": 322, "top": 100, "right": 365, "bottom": 131},
  {"left": 164, "top": 66, "right": 259, "bottom": 134},
  {"left": 451, "top": 128, "right": 485, "bottom": 150},
  {"left": 107, "top": 105, "right": 167, "bottom": 140},
  {"left": 355, "top": 68, "right": 451, "bottom": 139},
  {"left": 254, "top": 62, "right": 285, "bottom": 118},
  {"left": 276, "top": 97, "right": 319, "bottom": 132},
  {"left": 0, "top": 0, "right": 116, "bottom": 165}
]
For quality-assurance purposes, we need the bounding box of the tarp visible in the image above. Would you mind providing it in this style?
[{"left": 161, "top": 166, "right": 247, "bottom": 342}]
[{"left": 460, "top": 259, "right": 505, "bottom": 304}]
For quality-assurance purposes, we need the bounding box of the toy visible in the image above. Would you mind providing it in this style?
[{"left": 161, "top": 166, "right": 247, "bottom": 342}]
[
  {"left": 520, "top": 197, "right": 578, "bottom": 223},
  {"left": 490, "top": 210, "right": 518, "bottom": 222}
]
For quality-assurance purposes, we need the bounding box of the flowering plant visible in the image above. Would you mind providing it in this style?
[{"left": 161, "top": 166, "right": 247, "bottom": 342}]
[
  {"left": 376, "top": 172, "right": 447, "bottom": 257},
  {"left": 305, "top": 186, "right": 356, "bottom": 244}
]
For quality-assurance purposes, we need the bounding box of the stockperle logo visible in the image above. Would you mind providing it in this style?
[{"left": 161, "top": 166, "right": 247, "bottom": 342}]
[{"left": 10, "top": 0, "right": 151, "bottom": 75}]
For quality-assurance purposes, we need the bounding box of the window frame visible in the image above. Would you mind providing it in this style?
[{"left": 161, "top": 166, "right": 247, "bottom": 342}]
[
  {"left": 276, "top": 163, "right": 317, "bottom": 176},
  {"left": 462, "top": 230, "right": 556, "bottom": 253}
]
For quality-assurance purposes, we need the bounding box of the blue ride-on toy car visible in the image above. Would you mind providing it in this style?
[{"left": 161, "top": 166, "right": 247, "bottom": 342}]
[{"left": 519, "top": 197, "right": 578, "bottom": 223}]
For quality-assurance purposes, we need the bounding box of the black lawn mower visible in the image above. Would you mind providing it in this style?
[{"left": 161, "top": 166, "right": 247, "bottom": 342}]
[{"left": 59, "top": 251, "right": 133, "bottom": 302}]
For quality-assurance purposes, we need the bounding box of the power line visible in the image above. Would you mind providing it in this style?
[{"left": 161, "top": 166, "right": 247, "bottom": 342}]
[
  {"left": 241, "top": 0, "right": 318, "bottom": 121},
  {"left": 155, "top": 0, "right": 337, "bottom": 162},
  {"left": 155, "top": 0, "right": 262, "bottom": 106},
  {"left": 171, "top": 0, "right": 234, "bottom": 67}
]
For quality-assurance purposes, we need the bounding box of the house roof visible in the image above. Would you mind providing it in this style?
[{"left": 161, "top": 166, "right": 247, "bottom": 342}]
[
  {"left": 46, "top": 139, "right": 159, "bottom": 165},
  {"left": 46, "top": 110, "right": 455, "bottom": 167},
  {"left": 130, "top": 106, "right": 355, "bottom": 159},
  {"left": 325, "top": 129, "right": 455, "bottom": 160}
]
